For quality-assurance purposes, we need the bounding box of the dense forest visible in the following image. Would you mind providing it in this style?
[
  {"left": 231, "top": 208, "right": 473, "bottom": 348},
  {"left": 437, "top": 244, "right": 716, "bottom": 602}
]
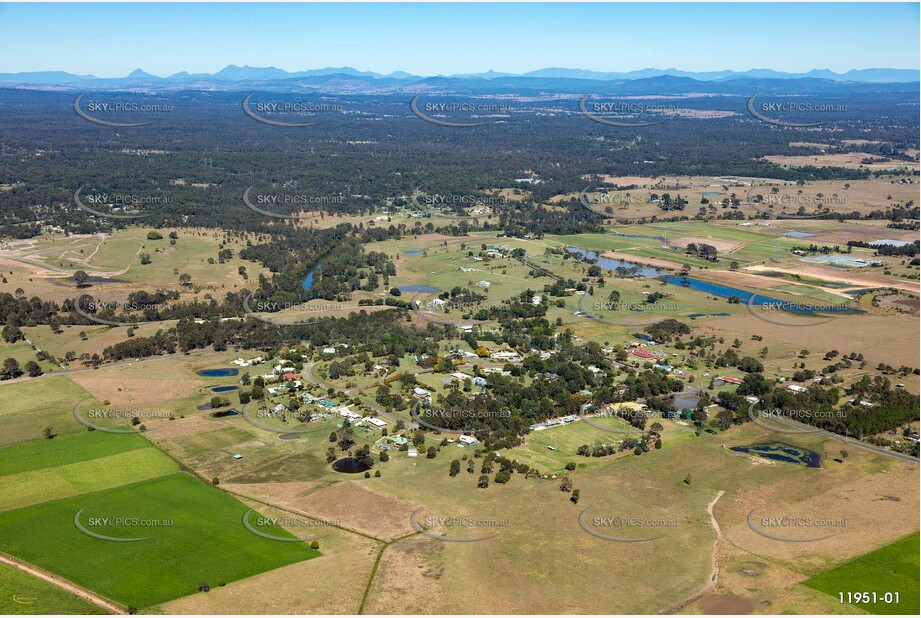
[{"left": 1, "top": 88, "right": 918, "bottom": 239}]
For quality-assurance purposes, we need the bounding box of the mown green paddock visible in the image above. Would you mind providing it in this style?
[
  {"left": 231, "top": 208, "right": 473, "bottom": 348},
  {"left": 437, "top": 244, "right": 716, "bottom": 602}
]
[
  {"left": 804, "top": 532, "right": 920, "bottom": 615},
  {"left": 0, "top": 473, "right": 319, "bottom": 610}
]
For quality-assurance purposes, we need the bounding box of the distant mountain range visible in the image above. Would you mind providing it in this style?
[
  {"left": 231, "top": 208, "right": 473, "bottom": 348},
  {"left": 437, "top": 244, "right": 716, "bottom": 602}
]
[
  {"left": 0, "top": 64, "right": 917, "bottom": 85},
  {"left": 0, "top": 65, "right": 917, "bottom": 97}
]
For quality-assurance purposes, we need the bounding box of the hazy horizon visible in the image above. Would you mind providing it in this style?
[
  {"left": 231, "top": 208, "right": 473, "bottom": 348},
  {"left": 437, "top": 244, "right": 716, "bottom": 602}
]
[{"left": 0, "top": 2, "right": 918, "bottom": 77}]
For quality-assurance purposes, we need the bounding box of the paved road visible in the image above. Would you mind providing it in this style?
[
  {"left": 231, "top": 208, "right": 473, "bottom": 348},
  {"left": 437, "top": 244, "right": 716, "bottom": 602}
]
[
  {"left": 770, "top": 414, "right": 920, "bottom": 465},
  {"left": 749, "top": 403, "right": 920, "bottom": 465}
]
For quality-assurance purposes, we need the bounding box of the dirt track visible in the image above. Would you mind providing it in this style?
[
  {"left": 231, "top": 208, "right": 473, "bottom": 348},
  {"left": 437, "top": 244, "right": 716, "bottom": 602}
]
[
  {"left": 0, "top": 551, "right": 125, "bottom": 614},
  {"left": 661, "top": 490, "right": 725, "bottom": 614}
]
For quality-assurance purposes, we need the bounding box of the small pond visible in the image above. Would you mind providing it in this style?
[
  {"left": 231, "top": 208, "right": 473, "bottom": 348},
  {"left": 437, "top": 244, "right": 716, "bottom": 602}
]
[
  {"left": 332, "top": 457, "right": 372, "bottom": 474},
  {"left": 198, "top": 368, "right": 239, "bottom": 377},
  {"left": 210, "top": 409, "right": 240, "bottom": 418},
  {"left": 730, "top": 442, "right": 821, "bottom": 467}
]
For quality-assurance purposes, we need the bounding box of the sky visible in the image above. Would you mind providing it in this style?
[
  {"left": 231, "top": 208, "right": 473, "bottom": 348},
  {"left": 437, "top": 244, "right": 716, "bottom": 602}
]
[{"left": 0, "top": 2, "right": 918, "bottom": 77}]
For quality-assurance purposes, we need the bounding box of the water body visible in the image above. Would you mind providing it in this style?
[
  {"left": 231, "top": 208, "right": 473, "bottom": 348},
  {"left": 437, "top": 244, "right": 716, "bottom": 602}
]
[
  {"left": 688, "top": 312, "right": 731, "bottom": 319},
  {"left": 568, "top": 247, "right": 861, "bottom": 317},
  {"left": 210, "top": 409, "right": 239, "bottom": 418},
  {"left": 404, "top": 249, "right": 424, "bottom": 255},
  {"left": 198, "top": 368, "right": 239, "bottom": 377},
  {"left": 398, "top": 285, "right": 441, "bottom": 293},
  {"left": 731, "top": 442, "right": 821, "bottom": 468},
  {"left": 211, "top": 385, "right": 239, "bottom": 393},
  {"left": 567, "top": 247, "right": 665, "bottom": 278},
  {"left": 700, "top": 191, "right": 723, "bottom": 196},
  {"left": 663, "top": 277, "right": 860, "bottom": 315},
  {"left": 301, "top": 263, "right": 322, "bottom": 291},
  {"left": 783, "top": 231, "right": 816, "bottom": 238},
  {"left": 332, "top": 458, "right": 372, "bottom": 474},
  {"left": 82, "top": 276, "right": 124, "bottom": 284}
]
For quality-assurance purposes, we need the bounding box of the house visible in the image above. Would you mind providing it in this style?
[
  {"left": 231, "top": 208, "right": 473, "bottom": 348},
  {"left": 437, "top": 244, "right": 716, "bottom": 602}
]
[
  {"left": 490, "top": 351, "right": 520, "bottom": 361},
  {"left": 476, "top": 280, "right": 491, "bottom": 288},
  {"left": 407, "top": 447, "right": 418, "bottom": 458},
  {"left": 450, "top": 372, "right": 471, "bottom": 383},
  {"left": 283, "top": 372, "right": 297, "bottom": 381},
  {"left": 716, "top": 376, "right": 743, "bottom": 385},
  {"left": 458, "top": 435, "right": 478, "bottom": 446},
  {"left": 413, "top": 387, "right": 431, "bottom": 398},
  {"left": 363, "top": 417, "right": 387, "bottom": 428},
  {"left": 787, "top": 384, "right": 808, "bottom": 393},
  {"left": 473, "top": 376, "right": 488, "bottom": 388},
  {"left": 457, "top": 324, "right": 474, "bottom": 333},
  {"left": 321, "top": 347, "right": 336, "bottom": 355},
  {"left": 338, "top": 408, "right": 361, "bottom": 421},
  {"left": 232, "top": 454, "right": 243, "bottom": 460},
  {"left": 631, "top": 349, "right": 662, "bottom": 360}
]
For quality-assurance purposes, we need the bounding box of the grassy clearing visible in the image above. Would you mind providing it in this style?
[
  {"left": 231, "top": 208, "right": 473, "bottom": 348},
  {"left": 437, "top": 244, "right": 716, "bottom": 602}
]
[
  {"left": 0, "top": 376, "right": 99, "bottom": 447},
  {"left": 0, "top": 431, "right": 150, "bottom": 476},
  {"left": 0, "top": 446, "right": 179, "bottom": 512},
  {"left": 0, "top": 473, "right": 319, "bottom": 609}
]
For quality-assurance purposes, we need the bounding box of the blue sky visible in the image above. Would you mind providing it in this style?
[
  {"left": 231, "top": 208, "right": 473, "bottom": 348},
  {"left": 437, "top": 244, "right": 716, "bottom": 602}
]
[{"left": 0, "top": 2, "right": 917, "bottom": 76}]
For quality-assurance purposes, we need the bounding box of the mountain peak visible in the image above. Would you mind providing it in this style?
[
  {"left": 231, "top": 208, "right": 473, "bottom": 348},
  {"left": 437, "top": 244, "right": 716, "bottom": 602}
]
[{"left": 127, "top": 68, "right": 158, "bottom": 79}]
